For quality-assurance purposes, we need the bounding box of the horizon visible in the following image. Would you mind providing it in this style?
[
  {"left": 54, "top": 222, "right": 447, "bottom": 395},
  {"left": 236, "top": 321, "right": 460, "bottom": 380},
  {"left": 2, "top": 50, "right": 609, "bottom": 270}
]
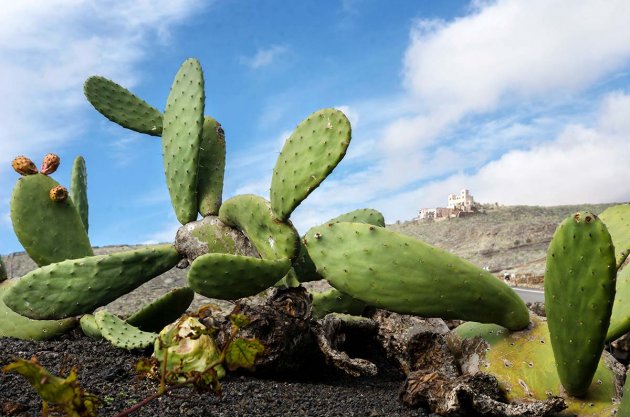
[{"left": 3, "top": 0, "right": 630, "bottom": 255}]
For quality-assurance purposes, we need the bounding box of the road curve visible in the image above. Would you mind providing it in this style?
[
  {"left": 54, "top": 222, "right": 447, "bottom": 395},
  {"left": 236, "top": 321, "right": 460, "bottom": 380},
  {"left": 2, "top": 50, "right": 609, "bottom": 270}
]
[{"left": 512, "top": 286, "right": 544, "bottom": 304}]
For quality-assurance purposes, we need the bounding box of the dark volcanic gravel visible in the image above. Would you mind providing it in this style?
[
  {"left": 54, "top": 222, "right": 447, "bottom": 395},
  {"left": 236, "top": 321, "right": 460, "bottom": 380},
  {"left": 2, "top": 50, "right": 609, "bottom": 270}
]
[{"left": 0, "top": 331, "right": 432, "bottom": 417}]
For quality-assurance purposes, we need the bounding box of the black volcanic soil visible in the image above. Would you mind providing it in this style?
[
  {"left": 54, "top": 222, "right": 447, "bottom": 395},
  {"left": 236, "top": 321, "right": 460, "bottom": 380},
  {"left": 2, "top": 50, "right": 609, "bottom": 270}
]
[{"left": 0, "top": 330, "right": 432, "bottom": 417}]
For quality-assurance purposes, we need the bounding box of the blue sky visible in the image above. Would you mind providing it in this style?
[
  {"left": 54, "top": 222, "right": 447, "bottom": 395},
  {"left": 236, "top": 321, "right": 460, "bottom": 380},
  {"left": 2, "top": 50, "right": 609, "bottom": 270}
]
[{"left": 2, "top": 0, "right": 630, "bottom": 255}]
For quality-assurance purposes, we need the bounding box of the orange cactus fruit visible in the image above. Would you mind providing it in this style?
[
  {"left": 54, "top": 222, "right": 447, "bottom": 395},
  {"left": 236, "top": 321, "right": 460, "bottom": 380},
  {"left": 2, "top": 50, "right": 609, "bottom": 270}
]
[
  {"left": 12, "top": 156, "right": 38, "bottom": 176},
  {"left": 49, "top": 185, "right": 68, "bottom": 202},
  {"left": 40, "top": 153, "right": 61, "bottom": 175}
]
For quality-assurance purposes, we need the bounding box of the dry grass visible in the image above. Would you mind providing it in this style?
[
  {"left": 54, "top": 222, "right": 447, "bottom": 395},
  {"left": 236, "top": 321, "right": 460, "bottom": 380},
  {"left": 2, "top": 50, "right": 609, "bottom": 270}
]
[{"left": 388, "top": 203, "right": 618, "bottom": 275}]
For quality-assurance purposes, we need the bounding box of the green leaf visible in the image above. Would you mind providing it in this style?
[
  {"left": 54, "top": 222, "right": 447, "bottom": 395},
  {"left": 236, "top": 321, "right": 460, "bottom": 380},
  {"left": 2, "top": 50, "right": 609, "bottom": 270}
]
[
  {"left": 228, "top": 313, "right": 251, "bottom": 329},
  {"left": 3, "top": 357, "right": 100, "bottom": 416},
  {"left": 225, "top": 338, "right": 264, "bottom": 371}
]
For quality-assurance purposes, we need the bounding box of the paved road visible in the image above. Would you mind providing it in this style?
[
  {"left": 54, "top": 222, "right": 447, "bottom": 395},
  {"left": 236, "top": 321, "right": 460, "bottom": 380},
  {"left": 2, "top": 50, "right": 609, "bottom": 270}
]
[{"left": 512, "top": 287, "right": 544, "bottom": 303}]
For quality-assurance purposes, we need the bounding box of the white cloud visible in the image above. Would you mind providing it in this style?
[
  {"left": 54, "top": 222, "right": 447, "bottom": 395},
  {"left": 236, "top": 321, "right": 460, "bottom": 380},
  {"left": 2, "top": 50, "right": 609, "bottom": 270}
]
[
  {"left": 240, "top": 45, "right": 288, "bottom": 69},
  {"left": 286, "top": 0, "right": 630, "bottom": 229},
  {"left": 369, "top": 91, "right": 630, "bottom": 222},
  {"left": 0, "top": 0, "right": 205, "bottom": 168},
  {"left": 367, "top": 0, "right": 630, "bottom": 166}
]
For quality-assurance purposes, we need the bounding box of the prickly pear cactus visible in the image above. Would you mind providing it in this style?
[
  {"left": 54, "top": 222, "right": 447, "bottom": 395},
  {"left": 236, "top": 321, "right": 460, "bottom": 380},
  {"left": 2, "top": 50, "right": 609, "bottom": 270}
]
[
  {"left": 0, "top": 280, "right": 76, "bottom": 340},
  {"left": 545, "top": 212, "right": 616, "bottom": 396},
  {"left": 84, "top": 76, "right": 163, "bottom": 136},
  {"left": 600, "top": 203, "right": 630, "bottom": 268},
  {"left": 454, "top": 317, "right": 623, "bottom": 416},
  {"left": 162, "top": 58, "right": 205, "bottom": 225},
  {"left": 270, "top": 109, "right": 351, "bottom": 221},
  {"left": 295, "top": 208, "right": 386, "bottom": 283},
  {"left": 607, "top": 264, "right": 630, "bottom": 342},
  {"left": 311, "top": 288, "right": 366, "bottom": 320},
  {"left": 188, "top": 254, "right": 291, "bottom": 300},
  {"left": 3, "top": 245, "right": 181, "bottom": 320},
  {"left": 126, "top": 287, "right": 195, "bottom": 333},
  {"left": 79, "top": 314, "right": 103, "bottom": 340},
  {"left": 197, "top": 116, "right": 225, "bottom": 216},
  {"left": 94, "top": 310, "right": 157, "bottom": 350},
  {"left": 619, "top": 369, "right": 630, "bottom": 417},
  {"left": 219, "top": 194, "right": 299, "bottom": 260},
  {"left": 304, "top": 222, "right": 530, "bottom": 330},
  {"left": 11, "top": 173, "right": 93, "bottom": 266},
  {"left": 70, "top": 156, "right": 89, "bottom": 232}
]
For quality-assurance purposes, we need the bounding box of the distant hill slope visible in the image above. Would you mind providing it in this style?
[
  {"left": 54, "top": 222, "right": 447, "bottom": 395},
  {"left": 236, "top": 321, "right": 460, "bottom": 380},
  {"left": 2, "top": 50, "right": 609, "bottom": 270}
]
[{"left": 389, "top": 203, "right": 619, "bottom": 278}]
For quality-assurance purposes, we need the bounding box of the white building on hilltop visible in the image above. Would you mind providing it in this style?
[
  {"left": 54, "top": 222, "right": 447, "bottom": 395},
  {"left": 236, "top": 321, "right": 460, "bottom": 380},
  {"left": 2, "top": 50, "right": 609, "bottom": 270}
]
[
  {"left": 447, "top": 189, "right": 475, "bottom": 210},
  {"left": 417, "top": 189, "right": 476, "bottom": 221}
]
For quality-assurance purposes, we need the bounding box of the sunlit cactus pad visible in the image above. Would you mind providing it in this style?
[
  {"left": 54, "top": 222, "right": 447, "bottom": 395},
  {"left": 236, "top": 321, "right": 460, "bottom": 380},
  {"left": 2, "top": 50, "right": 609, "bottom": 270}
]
[
  {"left": 0, "top": 280, "right": 76, "bottom": 340},
  {"left": 11, "top": 173, "right": 93, "bottom": 266},
  {"left": 95, "top": 310, "right": 157, "bottom": 350},
  {"left": 84, "top": 75, "right": 163, "bottom": 136},
  {"left": 454, "top": 317, "right": 623, "bottom": 416},
  {"left": 304, "top": 222, "right": 529, "bottom": 330},
  {"left": 219, "top": 194, "right": 299, "bottom": 260},
  {"left": 270, "top": 108, "right": 351, "bottom": 221},
  {"left": 162, "top": 58, "right": 205, "bottom": 224},
  {"left": 126, "top": 287, "right": 195, "bottom": 333},
  {"left": 188, "top": 253, "right": 291, "bottom": 300},
  {"left": 3, "top": 245, "right": 181, "bottom": 320},
  {"left": 545, "top": 211, "right": 616, "bottom": 396}
]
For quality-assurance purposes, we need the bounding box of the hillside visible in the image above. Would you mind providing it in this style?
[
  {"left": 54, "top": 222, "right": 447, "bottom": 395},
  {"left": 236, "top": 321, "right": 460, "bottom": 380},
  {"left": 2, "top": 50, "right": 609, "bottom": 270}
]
[{"left": 389, "top": 203, "right": 619, "bottom": 282}]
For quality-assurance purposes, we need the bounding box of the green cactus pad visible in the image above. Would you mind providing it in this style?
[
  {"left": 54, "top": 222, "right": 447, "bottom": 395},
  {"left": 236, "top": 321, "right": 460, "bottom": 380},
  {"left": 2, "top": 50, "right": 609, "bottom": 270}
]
[
  {"left": 606, "top": 264, "right": 630, "bottom": 342},
  {"left": 84, "top": 76, "right": 162, "bottom": 136},
  {"left": 197, "top": 116, "right": 225, "bottom": 216},
  {"left": 126, "top": 287, "right": 195, "bottom": 333},
  {"left": 311, "top": 288, "right": 366, "bottom": 320},
  {"left": 0, "top": 257, "right": 6, "bottom": 283},
  {"left": 270, "top": 109, "right": 351, "bottom": 221},
  {"left": 94, "top": 310, "right": 157, "bottom": 350},
  {"left": 70, "top": 156, "right": 89, "bottom": 233},
  {"left": 454, "top": 317, "right": 622, "bottom": 416},
  {"left": 619, "top": 369, "right": 630, "bottom": 417},
  {"left": 545, "top": 211, "right": 616, "bottom": 396},
  {"left": 162, "top": 58, "right": 205, "bottom": 225},
  {"left": 4, "top": 245, "right": 181, "bottom": 320},
  {"left": 79, "top": 314, "right": 103, "bottom": 340},
  {"left": 0, "top": 280, "right": 76, "bottom": 340},
  {"left": 188, "top": 253, "right": 291, "bottom": 300},
  {"left": 600, "top": 203, "right": 630, "bottom": 268},
  {"left": 304, "top": 222, "right": 529, "bottom": 330},
  {"left": 294, "top": 208, "right": 385, "bottom": 283},
  {"left": 328, "top": 208, "right": 385, "bottom": 226},
  {"left": 11, "top": 173, "right": 93, "bottom": 266},
  {"left": 219, "top": 194, "right": 299, "bottom": 260}
]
